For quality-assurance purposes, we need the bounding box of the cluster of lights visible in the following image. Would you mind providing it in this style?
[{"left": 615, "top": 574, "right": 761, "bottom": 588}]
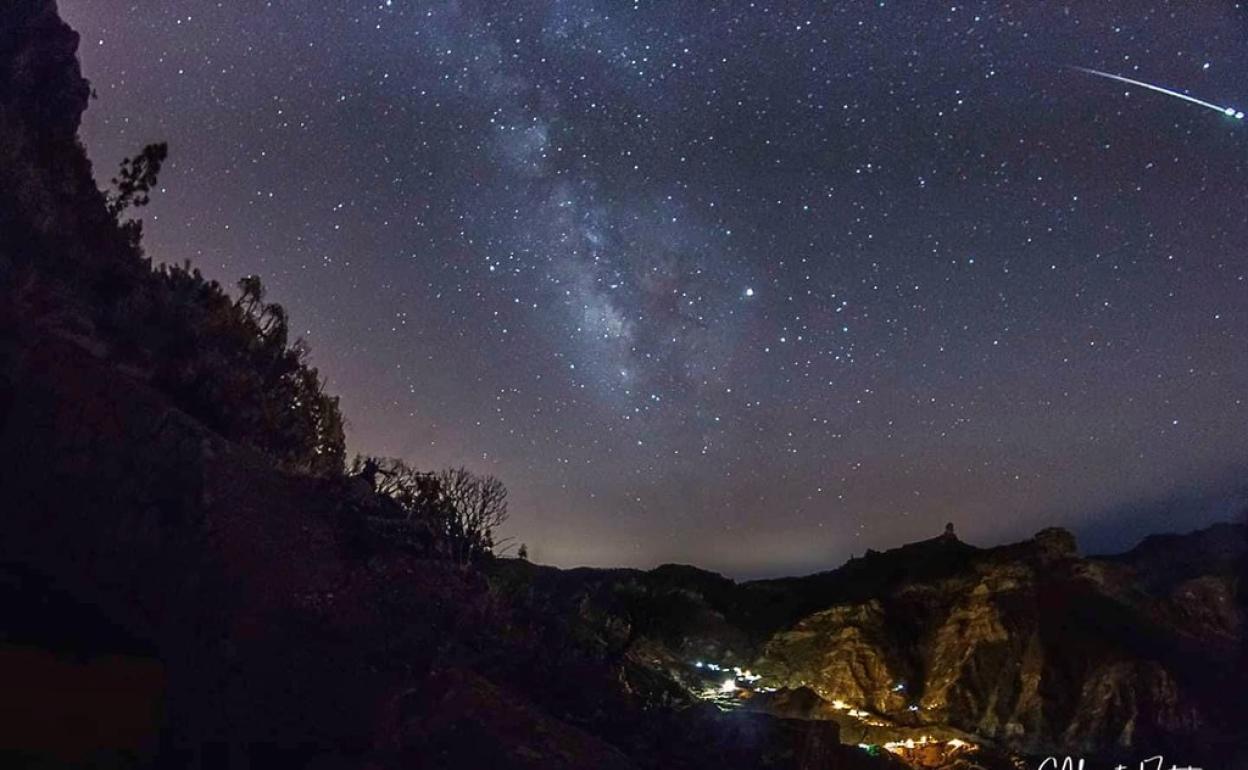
[
  {"left": 830, "top": 699, "right": 872, "bottom": 718},
  {"left": 858, "top": 736, "right": 975, "bottom": 758},
  {"left": 692, "top": 666, "right": 930, "bottom": 728},
  {"left": 828, "top": 698, "right": 892, "bottom": 727},
  {"left": 684, "top": 673, "right": 974, "bottom": 759},
  {"left": 691, "top": 660, "right": 768, "bottom": 703},
  {"left": 693, "top": 661, "right": 762, "bottom": 683}
]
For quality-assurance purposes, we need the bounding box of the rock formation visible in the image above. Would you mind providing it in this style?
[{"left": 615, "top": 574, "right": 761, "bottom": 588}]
[{"left": 496, "top": 523, "right": 1246, "bottom": 766}]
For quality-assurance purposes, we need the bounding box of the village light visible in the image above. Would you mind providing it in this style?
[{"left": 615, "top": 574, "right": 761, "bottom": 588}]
[{"left": 719, "top": 678, "right": 737, "bottom": 694}]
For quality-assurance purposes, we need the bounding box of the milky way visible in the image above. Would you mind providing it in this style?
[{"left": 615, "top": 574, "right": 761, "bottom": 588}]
[{"left": 59, "top": 2, "right": 1248, "bottom": 576}]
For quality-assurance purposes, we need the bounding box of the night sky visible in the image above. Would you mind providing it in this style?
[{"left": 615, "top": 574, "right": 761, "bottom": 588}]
[{"left": 58, "top": 1, "right": 1248, "bottom": 576}]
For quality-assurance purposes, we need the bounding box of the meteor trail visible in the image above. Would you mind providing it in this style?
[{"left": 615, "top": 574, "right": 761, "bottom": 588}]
[{"left": 1071, "top": 66, "right": 1244, "bottom": 120}]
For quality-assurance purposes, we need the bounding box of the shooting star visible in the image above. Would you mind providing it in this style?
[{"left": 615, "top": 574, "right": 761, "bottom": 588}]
[{"left": 1071, "top": 66, "right": 1244, "bottom": 120}]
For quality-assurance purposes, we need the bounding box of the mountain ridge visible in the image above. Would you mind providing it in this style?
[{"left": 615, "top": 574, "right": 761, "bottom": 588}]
[{"left": 489, "top": 519, "right": 1246, "bottom": 762}]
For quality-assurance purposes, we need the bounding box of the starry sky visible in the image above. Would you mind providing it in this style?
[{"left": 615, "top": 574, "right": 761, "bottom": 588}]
[{"left": 58, "top": 1, "right": 1248, "bottom": 577}]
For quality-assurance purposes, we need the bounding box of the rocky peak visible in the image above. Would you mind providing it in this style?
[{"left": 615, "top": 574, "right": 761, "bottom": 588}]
[
  {"left": 1, "top": 0, "right": 91, "bottom": 142},
  {"left": 1032, "top": 526, "right": 1078, "bottom": 559},
  {"left": 2, "top": 0, "right": 122, "bottom": 284}
]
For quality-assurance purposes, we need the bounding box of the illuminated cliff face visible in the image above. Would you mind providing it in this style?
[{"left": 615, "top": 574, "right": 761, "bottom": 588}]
[
  {"left": 682, "top": 656, "right": 996, "bottom": 769},
  {"left": 581, "top": 526, "right": 1245, "bottom": 765},
  {"left": 872, "top": 736, "right": 984, "bottom": 769}
]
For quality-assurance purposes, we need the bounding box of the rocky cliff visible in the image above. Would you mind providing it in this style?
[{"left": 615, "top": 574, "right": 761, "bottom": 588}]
[
  {"left": 492, "top": 522, "right": 1247, "bottom": 766},
  {"left": 749, "top": 528, "right": 1243, "bottom": 757},
  {"left": 1, "top": 0, "right": 129, "bottom": 286}
]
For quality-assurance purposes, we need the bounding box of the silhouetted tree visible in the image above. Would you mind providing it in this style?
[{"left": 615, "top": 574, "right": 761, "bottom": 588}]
[
  {"left": 435, "top": 466, "right": 510, "bottom": 565},
  {"left": 15, "top": 134, "right": 346, "bottom": 476},
  {"left": 348, "top": 456, "right": 441, "bottom": 517},
  {"left": 517, "top": 543, "right": 528, "bottom": 561},
  {"left": 106, "top": 142, "right": 168, "bottom": 247},
  {"left": 108, "top": 261, "right": 346, "bottom": 475},
  {"left": 106, "top": 142, "right": 168, "bottom": 215},
  {"left": 350, "top": 458, "right": 510, "bottom": 564},
  {"left": 236, "top": 274, "right": 266, "bottom": 316}
]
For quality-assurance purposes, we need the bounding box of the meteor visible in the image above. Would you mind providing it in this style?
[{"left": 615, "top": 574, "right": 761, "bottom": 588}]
[{"left": 1070, "top": 66, "right": 1244, "bottom": 121}]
